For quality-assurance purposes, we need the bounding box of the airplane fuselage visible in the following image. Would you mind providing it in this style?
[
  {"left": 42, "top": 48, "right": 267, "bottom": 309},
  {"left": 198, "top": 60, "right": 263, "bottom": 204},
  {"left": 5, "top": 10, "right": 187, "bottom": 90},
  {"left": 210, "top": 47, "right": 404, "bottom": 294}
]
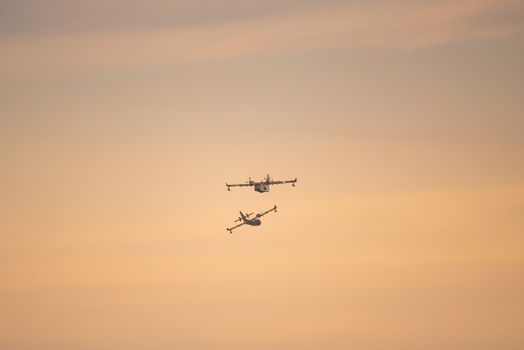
[
  {"left": 245, "top": 218, "right": 262, "bottom": 226},
  {"left": 254, "top": 183, "right": 269, "bottom": 193}
]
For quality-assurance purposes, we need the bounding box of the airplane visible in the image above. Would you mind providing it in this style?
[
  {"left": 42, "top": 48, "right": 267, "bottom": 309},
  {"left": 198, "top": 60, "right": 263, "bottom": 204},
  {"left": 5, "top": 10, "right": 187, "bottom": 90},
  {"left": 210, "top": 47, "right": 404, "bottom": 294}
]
[
  {"left": 226, "top": 174, "right": 297, "bottom": 193},
  {"left": 226, "top": 205, "right": 277, "bottom": 234}
]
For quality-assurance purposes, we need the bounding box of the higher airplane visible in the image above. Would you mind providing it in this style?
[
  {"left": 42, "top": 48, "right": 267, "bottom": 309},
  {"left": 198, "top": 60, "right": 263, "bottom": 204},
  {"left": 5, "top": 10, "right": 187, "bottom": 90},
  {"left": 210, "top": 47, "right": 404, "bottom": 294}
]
[{"left": 226, "top": 174, "right": 297, "bottom": 193}]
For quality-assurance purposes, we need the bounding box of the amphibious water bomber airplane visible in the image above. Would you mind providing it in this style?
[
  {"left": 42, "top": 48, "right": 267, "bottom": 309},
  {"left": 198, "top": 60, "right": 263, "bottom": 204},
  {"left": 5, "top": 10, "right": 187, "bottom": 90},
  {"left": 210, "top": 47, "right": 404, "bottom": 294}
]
[
  {"left": 226, "top": 205, "right": 277, "bottom": 234},
  {"left": 226, "top": 174, "right": 297, "bottom": 193}
]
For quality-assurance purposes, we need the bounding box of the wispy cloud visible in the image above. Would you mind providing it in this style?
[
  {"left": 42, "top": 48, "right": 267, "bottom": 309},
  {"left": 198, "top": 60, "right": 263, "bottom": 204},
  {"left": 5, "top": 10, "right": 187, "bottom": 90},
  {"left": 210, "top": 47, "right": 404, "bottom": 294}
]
[{"left": 1, "top": 0, "right": 523, "bottom": 76}]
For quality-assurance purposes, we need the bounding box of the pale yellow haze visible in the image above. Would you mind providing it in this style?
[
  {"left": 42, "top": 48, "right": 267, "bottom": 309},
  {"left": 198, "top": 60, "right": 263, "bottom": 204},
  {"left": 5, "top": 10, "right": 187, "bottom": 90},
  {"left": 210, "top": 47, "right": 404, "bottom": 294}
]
[{"left": 1, "top": 0, "right": 523, "bottom": 349}]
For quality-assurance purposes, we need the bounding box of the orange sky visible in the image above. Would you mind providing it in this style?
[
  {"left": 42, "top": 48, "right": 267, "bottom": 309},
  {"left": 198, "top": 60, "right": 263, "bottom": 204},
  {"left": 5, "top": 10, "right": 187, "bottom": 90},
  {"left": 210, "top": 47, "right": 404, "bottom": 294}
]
[{"left": 1, "top": 1, "right": 524, "bottom": 349}]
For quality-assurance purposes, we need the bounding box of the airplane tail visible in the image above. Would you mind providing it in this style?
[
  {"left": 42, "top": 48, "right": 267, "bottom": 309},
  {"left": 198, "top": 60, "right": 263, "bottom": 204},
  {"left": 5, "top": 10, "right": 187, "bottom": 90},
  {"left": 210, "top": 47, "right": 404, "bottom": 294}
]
[{"left": 235, "top": 211, "right": 253, "bottom": 222}]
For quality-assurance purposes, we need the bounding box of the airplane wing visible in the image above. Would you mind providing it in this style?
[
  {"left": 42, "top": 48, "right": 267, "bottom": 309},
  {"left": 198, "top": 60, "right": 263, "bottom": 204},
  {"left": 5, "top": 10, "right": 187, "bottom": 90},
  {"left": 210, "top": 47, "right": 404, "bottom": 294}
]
[
  {"left": 227, "top": 222, "right": 245, "bottom": 233},
  {"left": 268, "top": 178, "right": 297, "bottom": 185},
  {"left": 226, "top": 182, "right": 254, "bottom": 190},
  {"left": 256, "top": 205, "right": 277, "bottom": 218}
]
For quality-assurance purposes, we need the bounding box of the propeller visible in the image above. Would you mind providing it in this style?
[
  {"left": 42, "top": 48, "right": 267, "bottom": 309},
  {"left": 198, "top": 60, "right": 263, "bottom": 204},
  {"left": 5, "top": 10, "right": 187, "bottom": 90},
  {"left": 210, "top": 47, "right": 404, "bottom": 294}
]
[{"left": 265, "top": 174, "right": 271, "bottom": 183}]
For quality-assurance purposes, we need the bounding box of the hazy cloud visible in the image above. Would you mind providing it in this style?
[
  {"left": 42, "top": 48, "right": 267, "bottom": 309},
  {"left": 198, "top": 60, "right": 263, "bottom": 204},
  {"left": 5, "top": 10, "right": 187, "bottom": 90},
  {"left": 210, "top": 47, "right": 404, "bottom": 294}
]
[{"left": 1, "top": 0, "right": 523, "bottom": 76}]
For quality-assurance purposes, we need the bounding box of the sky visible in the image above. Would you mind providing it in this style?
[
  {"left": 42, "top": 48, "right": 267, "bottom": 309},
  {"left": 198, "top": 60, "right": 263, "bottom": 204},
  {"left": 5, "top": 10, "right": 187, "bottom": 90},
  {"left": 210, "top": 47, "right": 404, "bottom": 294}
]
[{"left": 1, "top": 0, "right": 524, "bottom": 349}]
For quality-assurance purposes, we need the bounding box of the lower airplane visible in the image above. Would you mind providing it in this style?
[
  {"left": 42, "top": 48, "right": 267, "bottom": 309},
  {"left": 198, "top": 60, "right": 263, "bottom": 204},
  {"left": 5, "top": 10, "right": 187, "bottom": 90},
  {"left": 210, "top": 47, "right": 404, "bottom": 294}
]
[{"left": 226, "top": 205, "right": 277, "bottom": 234}]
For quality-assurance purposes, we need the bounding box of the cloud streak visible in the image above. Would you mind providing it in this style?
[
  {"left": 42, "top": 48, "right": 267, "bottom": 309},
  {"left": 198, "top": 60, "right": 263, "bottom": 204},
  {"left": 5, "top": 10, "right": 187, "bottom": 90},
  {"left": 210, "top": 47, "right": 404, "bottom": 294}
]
[{"left": 1, "top": 0, "right": 523, "bottom": 76}]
